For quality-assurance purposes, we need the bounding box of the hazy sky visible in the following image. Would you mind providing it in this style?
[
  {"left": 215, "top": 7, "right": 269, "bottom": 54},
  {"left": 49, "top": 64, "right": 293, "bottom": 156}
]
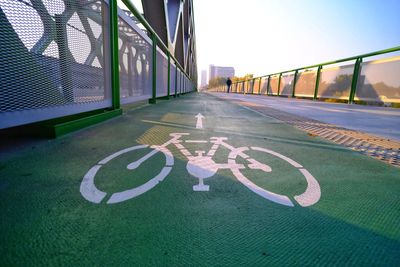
[{"left": 193, "top": 0, "right": 400, "bottom": 79}]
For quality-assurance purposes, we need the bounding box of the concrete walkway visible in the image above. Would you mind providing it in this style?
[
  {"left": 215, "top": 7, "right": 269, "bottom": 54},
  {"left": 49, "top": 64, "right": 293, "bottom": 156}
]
[
  {"left": 0, "top": 93, "right": 399, "bottom": 266},
  {"left": 212, "top": 92, "right": 400, "bottom": 141}
]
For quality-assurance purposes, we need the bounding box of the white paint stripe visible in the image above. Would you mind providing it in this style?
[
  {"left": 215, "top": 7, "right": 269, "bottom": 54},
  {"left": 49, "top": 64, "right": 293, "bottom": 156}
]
[
  {"left": 185, "top": 140, "right": 208, "bottom": 143},
  {"left": 175, "top": 144, "right": 185, "bottom": 149},
  {"left": 207, "top": 149, "right": 217, "bottom": 156},
  {"left": 80, "top": 165, "right": 107, "bottom": 204},
  {"left": 294, "top": 169, "right": 321, "bottom": 207},
  {"left": 99, "top": 145, "right": 148, "bottom": 165},
  {"left": 107, "top": 167, "right": 172, "bottom": 204},
  {"left": 226, "top": 146, "right": 250, "bottom": 159},
  {"left": 127, "top": 148, "right": 159, "bottom": 170},
  {"left": 142, "top": 120, "right": 198, "bottom": 130},
  {"left": 251, "top": 147, "right": 303, "bottom": 168}
]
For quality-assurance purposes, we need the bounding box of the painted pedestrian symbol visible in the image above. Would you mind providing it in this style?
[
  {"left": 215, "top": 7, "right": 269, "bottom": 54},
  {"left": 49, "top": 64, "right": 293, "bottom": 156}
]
[{"left": 80, "top": 132, "right": 321, "bottom": 207}]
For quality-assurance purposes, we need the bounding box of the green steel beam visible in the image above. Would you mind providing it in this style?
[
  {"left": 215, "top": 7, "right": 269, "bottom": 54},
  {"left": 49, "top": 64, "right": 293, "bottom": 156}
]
[
  {"left": 349, "top": 58, "right": 363, "bottom": 104},
  {"left": 292, "top": 70, "right": 298, "bottom": 98},
  {"left": 167, "top": 53, "right": 171, "bottom": 99},
  {"left": 174, "top": 63, "right": 178, "bottom": 97},
  {"left": 110, "top": 0, "right": 120, "bottom": 109},
  {"left": 258, "top": 77, "right": 262, "bottom": 95},
  {"left": 121, "top": 0, "right": 192, "bottom": 81},
  {"left": 314, "top": 66, "right": 322, "bottom": 101},
  {"left": 267, "top": 76, "right": 271, "bottom": 95},
  {"left": 149, "top": 34, "right": 157, "bottom": 104},
  {"left": 277, "top": 74, "right": 282, "bottom": 96}
]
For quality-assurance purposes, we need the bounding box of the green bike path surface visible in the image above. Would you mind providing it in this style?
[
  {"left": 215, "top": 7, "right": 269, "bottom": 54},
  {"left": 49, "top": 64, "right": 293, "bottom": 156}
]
[{"left": 1, "top": 93, "right": 399, "bottom": 266}]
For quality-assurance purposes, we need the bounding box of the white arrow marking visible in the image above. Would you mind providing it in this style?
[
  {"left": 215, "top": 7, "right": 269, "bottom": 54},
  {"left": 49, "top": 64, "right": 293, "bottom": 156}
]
[{"left": 195, "top": 113, "right": 205, "bottom": 129}]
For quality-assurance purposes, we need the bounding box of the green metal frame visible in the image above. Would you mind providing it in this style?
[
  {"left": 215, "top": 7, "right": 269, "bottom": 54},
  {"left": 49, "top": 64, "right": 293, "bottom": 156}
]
[
  {"left": 314, "top": 66, "right": 322, "bottom": 100},
  {"left": 228, "top": 46, "right": 400, "bottom": 102},
  {"left": 292, "top": 70, "right": 298, "bottom": 98},
  {"left": 167, "top": 54, "right": 171, "bottom": 99},
  {"left": 349, "top": 58, "right": 362, "bottom": 104},
  {"left": 277, "top": 73, "right": 282, "bottom": 96}
]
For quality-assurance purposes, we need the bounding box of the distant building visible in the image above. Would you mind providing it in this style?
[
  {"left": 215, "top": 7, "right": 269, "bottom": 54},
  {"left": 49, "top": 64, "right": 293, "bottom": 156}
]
[
  {"left": 200, "top": 70, "right": 207, "bottom": 88},
  {"left": 209, "top": 64, "right": 235, "bottom": 81}
]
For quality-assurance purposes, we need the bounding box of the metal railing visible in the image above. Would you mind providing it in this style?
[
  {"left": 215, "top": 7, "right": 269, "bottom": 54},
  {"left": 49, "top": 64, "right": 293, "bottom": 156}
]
[
  {"left": 0, "top": 0, "right": 197, "bottom": 131},
  {"left": 209, "top": 46, "right": 400, "bottom": 106}
]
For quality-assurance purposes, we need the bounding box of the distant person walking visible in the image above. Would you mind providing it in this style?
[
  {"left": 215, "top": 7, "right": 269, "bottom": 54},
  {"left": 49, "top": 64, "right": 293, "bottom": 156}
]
[{"left": 226, "top": 77, "right": 232, "bottom": 93}]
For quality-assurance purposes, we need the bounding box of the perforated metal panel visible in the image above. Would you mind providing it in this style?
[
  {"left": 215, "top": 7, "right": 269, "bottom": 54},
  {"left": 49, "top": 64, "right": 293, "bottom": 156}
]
[
  {"left": 170, "top": 63, "right": 176, "bottom": 96},
  {"left": 117, "top": 8, "right": 152, "bottom": 104},
  {"left": 296, "top": 70, "right": 317, "bottom": 97},
  {"left": 355, "top": 56, "right": 400, "bottom": 103},
  {"left": 269, "top": 75, "right": 280, "bottom": 95},
  {"left": 318, "top": 63, "right": 354, "bottom": 100},
  {"left": 280, "top": 73, "right": 295, "bottom": 96},
  {"left": 259, "top": 77, "right": 267, "bottom": 94},
  {"left": 156, "top": 48, "right": 168, "bottom": 97},
  {"left": 0, "top": 0, "right": 111, "bottom": 129}
]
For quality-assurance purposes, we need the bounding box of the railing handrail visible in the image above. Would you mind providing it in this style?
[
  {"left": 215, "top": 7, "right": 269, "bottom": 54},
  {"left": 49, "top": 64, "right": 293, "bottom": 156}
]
[{"left": 242, "top": 46, "right": 400, "bottom": 81}]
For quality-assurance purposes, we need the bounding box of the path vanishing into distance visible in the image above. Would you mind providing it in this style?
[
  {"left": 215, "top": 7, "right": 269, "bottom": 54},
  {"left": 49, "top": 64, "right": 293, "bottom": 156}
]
[{"left": 1, "top": 92, "right": 399, "bottom": 266}]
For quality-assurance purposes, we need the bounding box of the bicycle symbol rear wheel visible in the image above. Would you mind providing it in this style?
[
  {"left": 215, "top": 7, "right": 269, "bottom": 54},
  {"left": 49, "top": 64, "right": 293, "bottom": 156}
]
[{"left": 80, "top": 145, "right": 174, "bottom": 204}]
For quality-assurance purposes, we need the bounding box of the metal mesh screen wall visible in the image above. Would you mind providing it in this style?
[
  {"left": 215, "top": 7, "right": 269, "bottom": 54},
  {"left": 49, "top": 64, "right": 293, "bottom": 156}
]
[
  {"left": 0, "top": 0, "right": 111, "bottom": 129},
  {"left": 156, "top": 48, "right": 168, "bottom": 97},
  {"left": 355, "top": 56, "right": 400, "bottom": 103},
  {"left": 296, "top": 70, "right": 317, "bottom": 97},
  {"left": 269, "top": 75, "right": 280, "bottom": 95},
  {"left": 170, "top": 63, "right": 176, "bottom": 96},
  {"left": 118, "top": 8, "right": 152, "bottom": 104},
  {"left": 260, "top": 77, "right": 268, "bottom": 94},
  {"left": 253, "top": 78, "right": 260, "bottom": 94},
  {"left": 280, "top": 73, "right": 295, "bottom": 96},
  {"left": 318, "top": 64, "right": 354, "bottom": 100}
]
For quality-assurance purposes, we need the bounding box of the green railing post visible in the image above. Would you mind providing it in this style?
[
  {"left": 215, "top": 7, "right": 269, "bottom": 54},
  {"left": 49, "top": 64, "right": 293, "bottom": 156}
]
[
  {"left": 313, "top": 66, "right": 322, "bottom": 101},
  {"left": 292, "top": 70, "right": 298, "bottom": 98},
  {"left": 109, "top": 0, "right": 120, "bottom": 109},
  {"left": 258, "top": 77, "right": 262, "bottom": 95},
  {"left": 277, "top": 73, "right": 282, "bottom": 96},
  {"left": 251, "top": 79, "right": 255, "bottom": 94},
  {"left": 349, "top": 58, "right": 362, "bottom": 104},
  {"left": 174, "top": 63, "right": 178, "bottom": 97},
  {"left": 167, "top": 53, "right": 170, "bottom": 99},
  {"left": 149, "top": 34, "right": 157, "bottom": 104},
  {"left": 266, "top": 75, "right": 271, "bottom": 95}
]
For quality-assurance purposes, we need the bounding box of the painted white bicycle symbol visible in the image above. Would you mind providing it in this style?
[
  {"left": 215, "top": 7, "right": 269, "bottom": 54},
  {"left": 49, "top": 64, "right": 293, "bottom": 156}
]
[{"left": 80, "top": 133, "right": 321, "bottom": 207}]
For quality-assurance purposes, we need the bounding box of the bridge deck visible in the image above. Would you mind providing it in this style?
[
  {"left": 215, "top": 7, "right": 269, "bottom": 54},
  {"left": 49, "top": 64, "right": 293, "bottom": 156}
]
[{"left": 0, "top": 93, "right": 399, "bottom": 266}]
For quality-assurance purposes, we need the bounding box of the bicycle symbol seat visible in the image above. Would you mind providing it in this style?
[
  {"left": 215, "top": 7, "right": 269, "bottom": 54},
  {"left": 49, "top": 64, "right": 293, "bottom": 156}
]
[{"left": 80, "top": 133, "right": 321, "bottom": 207}]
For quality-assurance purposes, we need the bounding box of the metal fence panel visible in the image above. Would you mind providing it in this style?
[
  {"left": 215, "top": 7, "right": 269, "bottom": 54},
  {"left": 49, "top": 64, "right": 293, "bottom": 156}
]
[
  {"left": 280, "top": 73, "right": 295, "bottom": 96},
  {"left": 295, "top": 70, "right": 317, "bottom": 98},
  {"left": 355, "top": 56, "right": 400, "bottom": 103},
  {"left": 269, "top": 75, "right": 280, "bottom": 95},
  {"left": 118, "top": 8, "right": 152, "bottom": 104},
  {"left": 0, "top": 0, "right": 111, "bottom": 129},
  {"left": 317, "top": 63, "right": 354, "bottom": 100},
  {"left": 156, "top": 48, "right": 168, "bottom": 97}
]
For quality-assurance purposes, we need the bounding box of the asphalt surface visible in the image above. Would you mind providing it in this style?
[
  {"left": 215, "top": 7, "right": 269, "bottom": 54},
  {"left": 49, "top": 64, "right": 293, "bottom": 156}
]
[
  {"left": 1, "top": 92, "right": 399, "bottom": 266},
  {"left": 211, "top": 92, "right": 400, "bottom": 141}
]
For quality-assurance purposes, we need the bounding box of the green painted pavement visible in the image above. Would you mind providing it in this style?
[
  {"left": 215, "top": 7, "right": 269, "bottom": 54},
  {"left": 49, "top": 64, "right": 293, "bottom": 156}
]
[{"left": 0, "top": 93, "right": 399, "bottom": 266}]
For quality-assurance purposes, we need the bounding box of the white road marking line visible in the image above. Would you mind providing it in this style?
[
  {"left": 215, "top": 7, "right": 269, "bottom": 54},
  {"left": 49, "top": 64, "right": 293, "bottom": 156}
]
[{"left": 185, "top": 140, "right": 208, "bottom": 143}]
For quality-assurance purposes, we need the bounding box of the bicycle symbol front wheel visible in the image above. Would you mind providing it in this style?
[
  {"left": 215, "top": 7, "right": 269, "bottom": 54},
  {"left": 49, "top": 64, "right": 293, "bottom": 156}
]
[{"left": 229, "top": 146, "right": 321, "bottom": 207}]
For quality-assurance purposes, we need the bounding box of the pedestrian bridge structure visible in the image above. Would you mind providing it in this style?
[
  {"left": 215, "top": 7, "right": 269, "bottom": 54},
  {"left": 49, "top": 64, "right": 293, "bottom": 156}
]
[{"left": 0, "top": 1, "right": 400, "bottom": 266}]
